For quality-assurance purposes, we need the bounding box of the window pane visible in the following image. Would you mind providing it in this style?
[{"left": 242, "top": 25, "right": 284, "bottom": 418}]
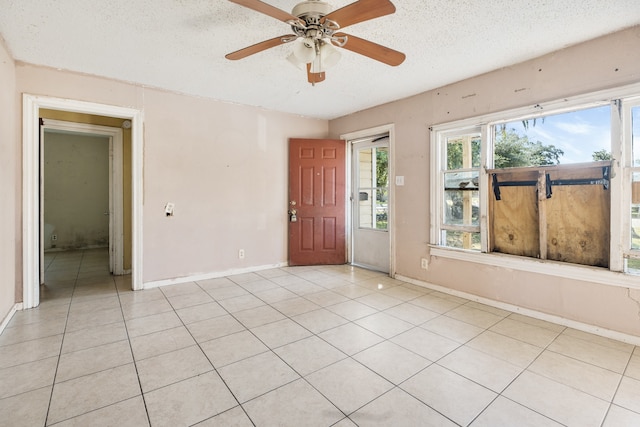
[
  {"left": 376, "top": 147, "right": 389, "bottom": 187},
  {"left": 625, "top": 258, "right": 640, "bottom": 275},
  {"left": 358, "top": 148, "right": 373, "bottom": 187},
  {"left": 446, "top": 135, "right": 481, "bottom": 170},
  {"left": 633, "top": 106, "right": 640, "bottom": 167},
  {"left": 627, "top": 259, "right": 640, "bottom": 274},
  {"left": 358, "top": 189, "right": 373, "bottom": 228},
  {"left": 359, "top": 188, "right": 388, "bottom": 230},
  {"left": 631, "top": 172, "right": 640, "bottom": 250},
  {"left": 626, "top": 107, "right": 640, "bottom": 273},
  {"left": 357, "top": 146, "right": 389, "bottom": 230},
  {"left": 442, "top": 230, "right": 480, "bottom": 250},
  {"left": 376, "top": 188, "right": 388, "bottom": 230},
  {"left": 444, "top": 190, "right": 479, "bottom": 226},
  {"left": 494, "top": 105, "right": 611, "bottom": 168},
  {"left": 443, "top": 171, "right": 479, "bottom": 226},
  {"left": 444, "top": 171, "right": 479, "bottom": 190}
]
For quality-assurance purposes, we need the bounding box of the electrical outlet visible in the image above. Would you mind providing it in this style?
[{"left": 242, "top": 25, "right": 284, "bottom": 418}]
[
  {"left": 51, "top": 234, "right": 57, "bottom": 241},
  {"left": 421, "top": 258, "right": 428, "bottom": 269},
  {"left": 238, "top": 249, "right": 245, "bottom": 259}
]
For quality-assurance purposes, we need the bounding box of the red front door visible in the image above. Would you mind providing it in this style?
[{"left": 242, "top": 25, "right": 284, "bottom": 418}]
[{"left": 288, "top": 138, "right": 346, "bottom": 266}]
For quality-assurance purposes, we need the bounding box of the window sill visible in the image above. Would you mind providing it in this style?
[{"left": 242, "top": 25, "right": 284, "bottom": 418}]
[{"left": 429, "top": 246, "right": 640, "bottom": 290}]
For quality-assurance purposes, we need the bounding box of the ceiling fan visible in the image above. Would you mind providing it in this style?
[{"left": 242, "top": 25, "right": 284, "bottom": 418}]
[{"left": 225, "top": 0, "right": 406, "bottom": 84}]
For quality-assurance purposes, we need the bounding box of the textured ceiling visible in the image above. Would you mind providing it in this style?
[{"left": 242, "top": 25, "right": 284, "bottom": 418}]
[{"left": 1, "top": 0, "right": 640, "bottom": 119}]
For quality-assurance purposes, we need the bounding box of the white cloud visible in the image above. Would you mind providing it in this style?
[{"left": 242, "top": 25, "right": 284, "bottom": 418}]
[{"left": 554, "top": 121, "right": 595, "bottom": 135}]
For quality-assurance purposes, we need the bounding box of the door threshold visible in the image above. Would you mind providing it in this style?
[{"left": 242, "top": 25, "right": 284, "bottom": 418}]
[{"left": 350, "top": 262, "right": 390, "bottom": 275}]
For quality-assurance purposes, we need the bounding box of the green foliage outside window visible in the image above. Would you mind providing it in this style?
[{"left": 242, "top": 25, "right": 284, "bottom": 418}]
[
  {"left": 494, "top": 128, "right": 564, "bottom": 168},
  {"left": 376, "top": 148, "right": 388, "bottom": 187},
  {"left": 592, "top": 149, "right": 612, "bottom": 161},
  {"left": 446, "top": 138, "right": 481, "bottom": 170}
]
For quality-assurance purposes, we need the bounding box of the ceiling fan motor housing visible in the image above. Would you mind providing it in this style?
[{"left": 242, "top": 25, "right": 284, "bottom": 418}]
[{"left": 292, "top": 1, "right": 332, "bottom": 25}]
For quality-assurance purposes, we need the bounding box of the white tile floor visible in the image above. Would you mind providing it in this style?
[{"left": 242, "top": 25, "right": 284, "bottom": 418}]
[{"left": 1, "top": 248, "right": 640, "bottom": 426}]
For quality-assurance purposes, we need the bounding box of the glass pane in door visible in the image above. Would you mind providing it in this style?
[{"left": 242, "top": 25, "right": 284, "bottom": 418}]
[{"left": 357, "top": 147, "right": 388, "bottom": 230}]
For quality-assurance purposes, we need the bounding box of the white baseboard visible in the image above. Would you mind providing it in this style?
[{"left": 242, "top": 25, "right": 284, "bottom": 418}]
[
  {"left": 396, "top": 274, "right": 640, "bottom": 347},
  {"left": 143, "top": 262, "right": 289, "bottom": 290},
  {"left": 0, "top": 303, "right": 22, "bottom": 335}
]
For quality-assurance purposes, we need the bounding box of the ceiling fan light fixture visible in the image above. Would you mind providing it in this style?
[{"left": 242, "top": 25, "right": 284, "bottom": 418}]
[
  {"left": 292, "top": 37, "right": 316, "bottom": 63},
  {"left": 309, "top": 47, "right": 339, "bottom": 74},
  {"left": 319, "top": 42, "right": 341, "bottom": 69},
  {"left": 286, "top": 52, "right": 306, "bottom": 69}
]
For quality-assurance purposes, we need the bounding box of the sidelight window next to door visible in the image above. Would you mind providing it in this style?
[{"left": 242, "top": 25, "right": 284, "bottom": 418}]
[{"left": 356, "top": 146, "right": 389, "bottom": 230}]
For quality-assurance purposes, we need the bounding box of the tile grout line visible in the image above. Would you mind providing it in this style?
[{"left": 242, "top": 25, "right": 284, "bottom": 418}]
[
  {"left": 467, "top": 323, "right": 577, "bottom": 427},
  {"left": 222, "top": 272, "right": 434, "bottom": 424},
  {"left": 115, "top": 269, "right": 154, "bottom": 427},
  {"left": 290, "top": 272, "right": 468, "bottom": 424},
  {"left": 44, "top": 249, "right": 83, "bottom": 426},
  {"left": 160, "top": 281, "right": 257, "bottom": 426},
  {"left": 196, "top": 270, "right": 391, "bottom": 423},
  {"left": 43, "top": 250, "right": 139, "bottom": 426},
  {"left": 232, "top": 276, "right": 368, "bottom": 424},
  {"left": 598, "top": 344, "right": 637, "bottom": 427}
]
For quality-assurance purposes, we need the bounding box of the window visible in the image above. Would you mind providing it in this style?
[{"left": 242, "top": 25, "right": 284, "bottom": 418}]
[
  {"left": 355, "top": 144, "right": 389, "bottom": 230},
  {"left": 494, "top": 105, "right": 611, "bottom": 167},
  {"left": 624, "top": 102, "right": 640, "bottom": 273},
  {"left": 438, "top": 131, "right": 481, "bottom": 250},
  {"left": 431, "top": 88, "right": 640, "bottom": 278}
]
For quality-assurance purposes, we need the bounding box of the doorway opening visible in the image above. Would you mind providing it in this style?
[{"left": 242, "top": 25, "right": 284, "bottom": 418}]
[
  {"left": 41, "top": 120, "right": 124, "bottom": 280},
  {"left": 22, "top": 95, "right": 144, "bottom": 308},
  {"left": 342, "top": 124, "right": 396, "bottom": 275}
]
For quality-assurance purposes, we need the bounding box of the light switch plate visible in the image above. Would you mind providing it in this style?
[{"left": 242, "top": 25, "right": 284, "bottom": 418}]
[
  {"left": 395, "top": 176, "right": 405, "bottom": 186},
  {"left": 165, "top": 202, "right": 175, "bottom": 216}
]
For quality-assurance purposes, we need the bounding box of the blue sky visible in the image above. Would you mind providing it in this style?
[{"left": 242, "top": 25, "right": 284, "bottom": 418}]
[{"left": 500, "top": 105, "right": 611, "bottom": 164}]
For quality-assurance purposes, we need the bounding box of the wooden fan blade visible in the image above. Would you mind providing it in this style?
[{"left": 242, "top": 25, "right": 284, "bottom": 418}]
[
  {"left": 306, "top": 63, "right": 326, "bottom": 84},
  {"left": 225, "top": 35, "right": 295, "bottom": 60},
  {"left": 322, "top": 0, "right": 395, "bottom": 29},
  {"left": 334, "top": 32, "right": 405, "bottom": 66},
  {"left": 228, "top": 0, "right": 304, "bottom": 26}
]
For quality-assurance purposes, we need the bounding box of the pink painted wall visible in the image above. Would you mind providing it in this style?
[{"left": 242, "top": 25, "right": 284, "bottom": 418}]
[
  {"left": 140, "top": 89, "right": 328, "bottom": 281},
  {"left": 13, "top": 65, "right": 328, "bottom": 287},
  {"left": 329, "top": 26, "right": 640, "bottom": 338},
  {"left": 0, "top": 37, "right": 17, "bottom": 324}
]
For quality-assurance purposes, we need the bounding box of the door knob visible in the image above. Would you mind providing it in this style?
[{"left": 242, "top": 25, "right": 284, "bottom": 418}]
[{"left": 288, "top": 201, "right": 297, "bottom": 222}]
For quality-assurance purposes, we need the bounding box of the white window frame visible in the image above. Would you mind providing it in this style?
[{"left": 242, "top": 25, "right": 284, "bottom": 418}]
[
  {"left": 429, "top": 83, "right": 640, "bottom": 290},
  {"left": 430, "top": 126, "right": 485, "bottom": 251},
  {"left": 621, "top": 97, "right": 640, "bottom": 270}
]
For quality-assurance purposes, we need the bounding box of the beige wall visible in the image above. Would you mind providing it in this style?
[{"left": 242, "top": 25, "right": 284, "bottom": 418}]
[
  {"left": 14, "top": 63, "right": 328, "bottom": 288},
  {"left": 140, "top": 89, "right": 327, "bottom": 281},
  {"left": 0, "top": 37, "right": 16, "bottom": 324},
  {"left": 44, "top": 132, "right": 110, "bottom": 250},
  {"left": 329, "top": 26, "right": 640, "bottom": 338}
]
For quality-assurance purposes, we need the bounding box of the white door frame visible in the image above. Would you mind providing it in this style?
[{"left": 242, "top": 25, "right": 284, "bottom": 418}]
[
  {"left": 23, "top": 94, "right": 144, "bottom": 308},
  {"left": 341, "top": 124, "right": 396, "bottom": 277},
  {"left": 41, "top": 119, "right": 125, "bottom": 275}
]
